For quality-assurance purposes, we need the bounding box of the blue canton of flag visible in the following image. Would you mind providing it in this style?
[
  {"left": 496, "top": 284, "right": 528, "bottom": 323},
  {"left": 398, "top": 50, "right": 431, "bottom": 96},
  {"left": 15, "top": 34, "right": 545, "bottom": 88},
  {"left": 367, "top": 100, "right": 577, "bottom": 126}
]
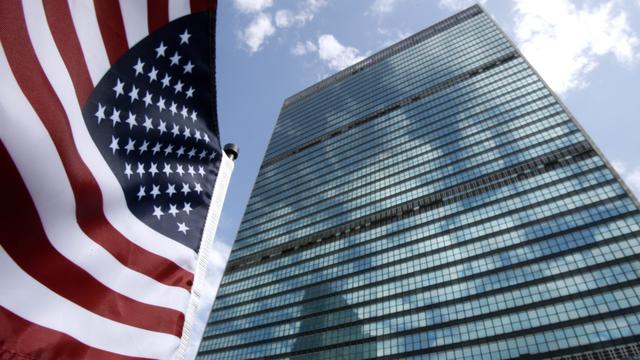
[{"left": 83, "top": 12, "right": 221, "bottom": 251}]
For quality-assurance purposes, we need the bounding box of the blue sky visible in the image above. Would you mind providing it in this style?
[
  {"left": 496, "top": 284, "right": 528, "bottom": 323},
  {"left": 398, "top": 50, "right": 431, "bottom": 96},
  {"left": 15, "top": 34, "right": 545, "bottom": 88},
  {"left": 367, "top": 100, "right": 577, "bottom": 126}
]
[{"left": 208, "top": 0, "right": 640, "bottom": 289}]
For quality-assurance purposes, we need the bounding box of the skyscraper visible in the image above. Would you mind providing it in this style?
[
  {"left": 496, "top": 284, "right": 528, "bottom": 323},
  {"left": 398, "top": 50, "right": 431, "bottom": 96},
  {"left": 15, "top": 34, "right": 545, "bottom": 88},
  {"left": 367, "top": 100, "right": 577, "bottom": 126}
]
[{"left": 198, "top": 5, "right": 640, "bottom": 359}]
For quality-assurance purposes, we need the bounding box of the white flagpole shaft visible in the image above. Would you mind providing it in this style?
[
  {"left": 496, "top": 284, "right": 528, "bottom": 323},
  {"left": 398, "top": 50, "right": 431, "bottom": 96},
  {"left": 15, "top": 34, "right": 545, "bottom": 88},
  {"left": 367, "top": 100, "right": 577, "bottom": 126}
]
[{"left": 176, "top": 151, "right": 235, "bottom": 360}]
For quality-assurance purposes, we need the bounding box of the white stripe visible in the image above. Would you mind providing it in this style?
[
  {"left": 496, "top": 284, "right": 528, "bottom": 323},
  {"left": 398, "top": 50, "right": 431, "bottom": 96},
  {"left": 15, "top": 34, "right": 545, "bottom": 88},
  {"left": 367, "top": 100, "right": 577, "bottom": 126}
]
[
  {"left": 26, "top": 0, "right": 198, "bottom": 272},
  {"left": 119, "top": 0, "right": 148, "bottom": 48},
  {"left": 0, "top": 43, "right": 188, "bottom": 313},
  {"left": 0, "top": 248, "right": 179, "bottom": 359},
  {"left": 169, "top": 0, "right": 191, "bottom": 21},
  {"left": 178, "top": 154, "right": 235, "bottom": 360},
  {"left": 67, "top": 0, "right": 110, "bottom": 85}
]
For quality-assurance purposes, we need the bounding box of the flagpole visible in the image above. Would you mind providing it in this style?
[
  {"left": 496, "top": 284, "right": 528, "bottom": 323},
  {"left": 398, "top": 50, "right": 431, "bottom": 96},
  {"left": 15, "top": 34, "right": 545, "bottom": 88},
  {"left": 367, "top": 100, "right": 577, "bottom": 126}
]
[{"left": 176, "top": 143, "right": 238, "bottom": 360}]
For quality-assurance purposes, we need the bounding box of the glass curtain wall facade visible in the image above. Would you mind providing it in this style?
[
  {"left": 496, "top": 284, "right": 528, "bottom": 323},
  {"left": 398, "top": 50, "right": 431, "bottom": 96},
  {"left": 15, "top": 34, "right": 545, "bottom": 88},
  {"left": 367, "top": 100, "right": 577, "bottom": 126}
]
[{"left": 198, "top": 5, "right": 640, "bottom": 359}]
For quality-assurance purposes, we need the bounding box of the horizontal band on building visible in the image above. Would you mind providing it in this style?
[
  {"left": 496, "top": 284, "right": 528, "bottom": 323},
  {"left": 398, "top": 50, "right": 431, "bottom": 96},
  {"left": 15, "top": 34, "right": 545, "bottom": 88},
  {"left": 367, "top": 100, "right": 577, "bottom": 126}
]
[
  {"left": 207, "top": 224, "right": 640, "bottom": 334},
  {"left": 542, "top": 341, "right": 640, "bottom": 360},
  {"left": 226, "top": 141, "right": 594, "bottom": 272},
  {"left": 263, "top": 51, "right": 519, "bottom": 169},
  {"left": 201, "top": 303, "right": 640, "bottom": 358},
  {"left": 211, "top": 211, "right": 637, "bottom": 325},
  {"left": 219, "top": 165, "right": 619, "bottom": 299},
  {"left": 282, "top": 5, "right": 483, "bottom": 109},
  {"left": 217, "top": 177, "right": 623, "bottom": 303},
  {"left": 213, "top": 182, "right": 628, "bottom": 315},
  {"left": 202, "top": 275, "right": 640, "bottom": 351}
]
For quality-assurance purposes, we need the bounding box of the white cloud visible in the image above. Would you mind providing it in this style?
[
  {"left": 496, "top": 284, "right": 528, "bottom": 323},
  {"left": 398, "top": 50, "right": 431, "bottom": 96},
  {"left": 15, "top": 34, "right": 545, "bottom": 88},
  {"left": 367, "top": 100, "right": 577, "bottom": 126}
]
[
  {"left": 317, "top": 34, "right": 365, "bottom": 70},
  {"left": 612, "top": 160, "right": 640, "bottom": 196},
  {"left": 233, "top": 0, "right": 273, "bottom": 14},
  {"left": 274, "top": 0, "right": 327, "bottom": 28},
  {"left": 369, "top": 0, "right": 401, "bottom": 15},
  {"left": 291, "top": 40, "right": 318, "bottom": 56},
  {"left": 275, "top": 9, "right": 295, "bottom": 27},
  {"left": 241, "top": 13, "right": 275, "bottom": 53},
  {"left": 513, "top": 0, "right": 639, "bottom": 94},
  {"left": 439, "top": 0, "right": 486, "bottom": 11}
]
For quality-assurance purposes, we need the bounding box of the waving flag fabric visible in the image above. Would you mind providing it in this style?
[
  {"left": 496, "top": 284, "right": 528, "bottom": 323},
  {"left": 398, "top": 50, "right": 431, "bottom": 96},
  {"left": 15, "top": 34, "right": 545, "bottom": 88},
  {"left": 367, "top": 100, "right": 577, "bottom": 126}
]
[{"left": 0, "top": 1, "right": 232, "bottom": 359}]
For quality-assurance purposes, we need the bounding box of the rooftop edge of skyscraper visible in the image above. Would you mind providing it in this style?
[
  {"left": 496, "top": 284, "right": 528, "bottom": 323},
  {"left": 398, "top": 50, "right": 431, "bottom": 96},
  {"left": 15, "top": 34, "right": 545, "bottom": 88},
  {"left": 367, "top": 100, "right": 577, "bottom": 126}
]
[{"left": 282, "top": 4, "right": 483, "bottom": 109}]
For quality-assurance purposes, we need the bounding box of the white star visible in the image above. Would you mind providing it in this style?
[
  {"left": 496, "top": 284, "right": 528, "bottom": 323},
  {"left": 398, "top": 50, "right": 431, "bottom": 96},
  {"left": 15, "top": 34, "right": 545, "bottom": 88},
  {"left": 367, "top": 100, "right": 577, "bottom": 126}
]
[
  {"left": 136, "top": 185, "right": 146, "bottom": 200},
  {"left": 179, "top": 29, "right": 191, "bottom": 44},
  {"left": 194, "top": 130, "right": 202, "bottom": 141},
  {"left": 182, "top": 61, "right": 193, "bottom": 74},
  {"left": 162, "top": 163, "right": 173, "bottom": 176},
  {"left": 143, "top": 91, "right": 153, "bottom": 107},
  {"left": 143, "top": 116, "right": 154, "bottom": 132},
  {"left": 157, "top": 96, "right": 166, "bottom": 111},
  {"left": 185, "top": 87, "right": 194, "bottom": 98},
  {"left": 180, "top": 183, "right": 190, "bottom": 196},
  {"left": 138, "top": 140, "right": 149, "bottom": 155},
  {"left": 151, "top": 142, "right": 162, "bottom": 155},
  {"left": 133, "top": 58, "right": 144, "bottom": 76},
  {"left": 166, "top": 184, "right": 176, "bottom": 197},
  {"left": 95, "top": 103, "right": 106, "bottom": 124},
  {"left": 194, "top": 183, "right": 203, "bottom": 194},
  {"left": 128, "top": 85, "right": 139, "bottom": 102},
  {"left": 109, "top": 136, "right": 119, "bottom": 154},
  {"left": 169, "top": 101, "right": 178, "bottom": 116},
  {"left": 149, "top": 162, "right": 159, "bottom": 177},
  {"left": 124, "top": 138, "right": 136, "bottom": 154},
  {"left": 183, "top": 126, "right": 191, "bottom": 139},
  {"left": 173, "top": 80, "right": 184, "bottom": 94},
  {"left": 163, "top": 144, "right": 174, "bottom": 156},
  {"left": 113, "top": 78, "right": 124, "bottom": 98},
  {"left": 152, "top": 206, "right": 164, "bottom": 220},
  {"left": 155, "top": 41, "right": 167, "bottom": 58},
  {"left": 208, "top": 151, "right": 216, "bottom": 160},
  {"left": 169, "top": 51, "right": 181, "bottom": 66},
  {"left": 197, "top": 166, "right": 205, "bottom": 176},
  {"left": 171, "top": 124, "right": 180, "bottom": 137},
  {"left": 124, "top": 162, "right": 133, "bottom": 179},
  {"left": 158, "top": 121, "right": 167, "bottom": 135},
  {"left": 177, "top": 222, "right": 190, "bottom": 235},
  {"left": 150, "top": 184, "right": 161, "bottom": 199},
  {"left": 125, "top": 111, "right": 137, "bottom": 129},
  {"left": 161, "top": 73, "right": 171, "bottom": 88},
  {"left": 203, "top": 134, "right": 210, "bottom": 143},
  {"left": 198, "top": 149, "right": 207, "bottom": 159},
  {"left": 183, "top": 61, "right": 194, "bottom": 74},
  {"left": 180, "top": 106, "right": 189, "bottom": 119},
  {"left": 182, "top": 202, "right": 192, "bottom": 215},
  {"left": 177, "top": 222, "right": 189, "bottom": 234},
  {"left": 187, "top": 165, "right": 196, "bottom": 177},
  {"left": 176, "top": 146, "right": 186, "bottom": 157},
  {"left": 176, "top": 165, "right": 185, "bottom": 176},
  {"left": 190, "top": 110, "right": 197, "bottom": 122},
  {"left": 168, "top": 203, "right": 179, "bottom": 216},
  {"left": 187, "top": 148, "right": 196, "bottom": 158},
  {"left": 110, "top": 108, "right": 121, "bottom": 126},
  {"left": 147, "top": 66, "right": 158, "bottom": 82},
  {"left": 136, "top": 162, "right": 145, "bottom": 177}
]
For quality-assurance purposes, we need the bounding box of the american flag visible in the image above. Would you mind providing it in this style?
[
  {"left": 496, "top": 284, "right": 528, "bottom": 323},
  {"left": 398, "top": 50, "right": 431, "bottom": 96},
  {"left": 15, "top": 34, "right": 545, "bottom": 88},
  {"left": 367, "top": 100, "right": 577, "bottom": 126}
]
[{"left": 0, "top": 1, "right": 233, "bottom": 359}]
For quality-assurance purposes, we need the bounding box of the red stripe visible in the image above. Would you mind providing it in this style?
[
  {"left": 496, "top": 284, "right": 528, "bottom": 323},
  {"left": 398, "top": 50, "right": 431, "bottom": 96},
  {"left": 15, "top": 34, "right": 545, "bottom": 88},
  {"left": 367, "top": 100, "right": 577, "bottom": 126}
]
[
  {"left": 0, "top": 144, "right": 184, "bottom": 337},
  {"left": 1, "top": 1, "right": 194, "bottom": 292},
  {"left": 190, "top": 0, "right": 216, "bottom": 13},
  {"left": 0, "top": 307, "right": 147, "bottom": 360},
  {"left": 42, "top": 1, "right": 93, "bottom": 104},
  {"left": 93, "top": 0, "right": 128, "bottom": 64},
  {"left": 147, "top": 0, "right": 169, "bottom": 33}
]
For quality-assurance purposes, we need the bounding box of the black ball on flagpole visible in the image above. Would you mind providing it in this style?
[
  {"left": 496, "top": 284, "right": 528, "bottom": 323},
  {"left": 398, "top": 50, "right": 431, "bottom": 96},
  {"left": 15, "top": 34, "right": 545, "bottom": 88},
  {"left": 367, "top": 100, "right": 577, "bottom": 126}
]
[{"left": 224, "top": 143, "right": 239, "bottom": 161}]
